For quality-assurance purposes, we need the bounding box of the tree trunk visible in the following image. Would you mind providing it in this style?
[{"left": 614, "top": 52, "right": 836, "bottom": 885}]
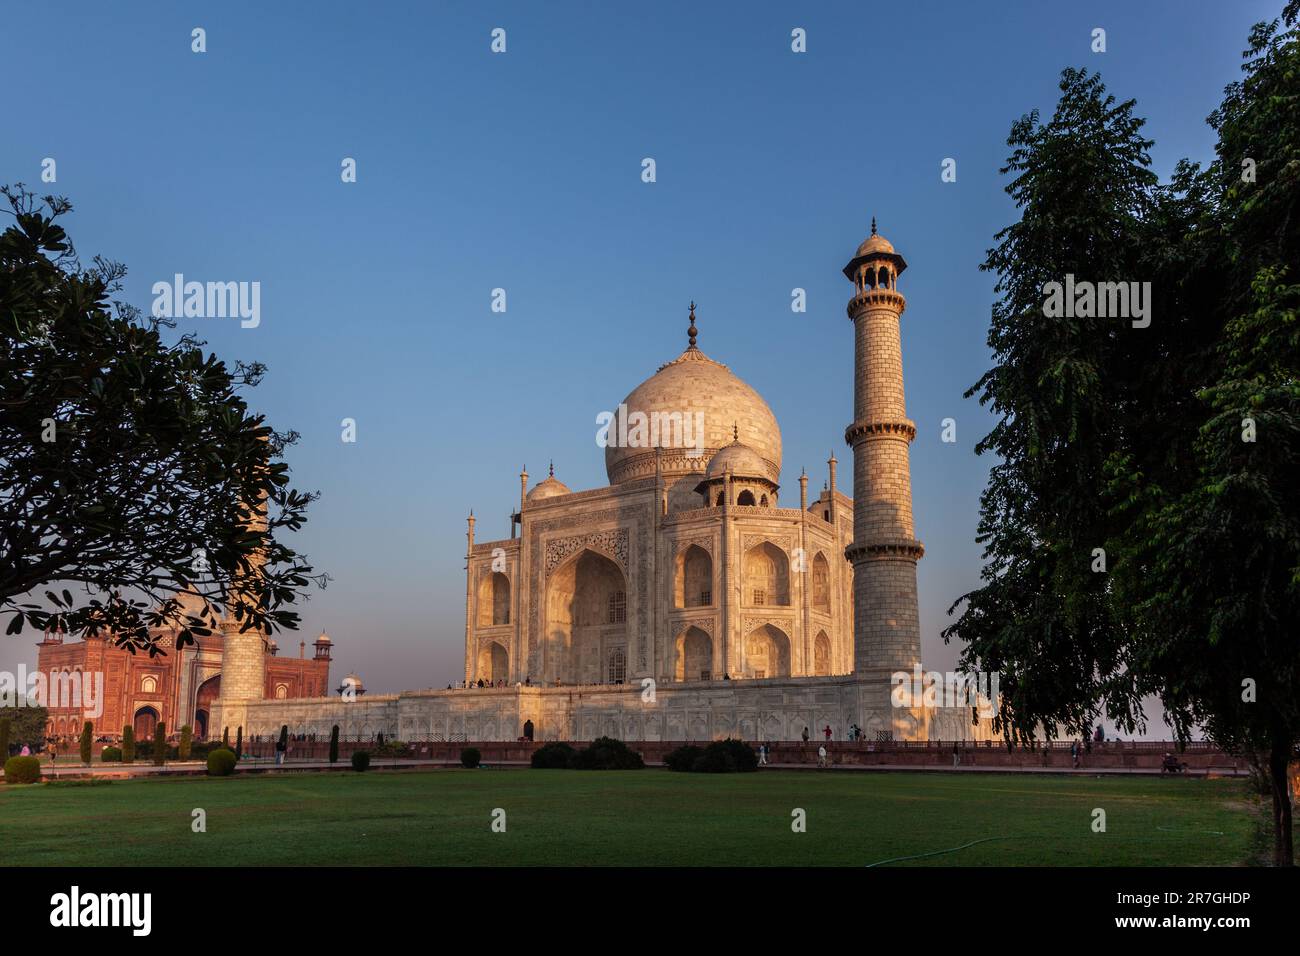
[{"left": 1269, "top": 740, "right": 1294, "bottom": 866}]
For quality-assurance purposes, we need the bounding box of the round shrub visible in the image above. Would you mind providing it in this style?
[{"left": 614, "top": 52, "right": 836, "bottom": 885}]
[
  {"left": 4, "top": 755, "right": 42, "bottom": 784},
  {"left": 351, "top": 751, "right": 371, "bottom": 772},
  {"left": 100, "top": 746, "right": 122, "bottom": 763},
  {"left": 206, "top": 748, "right": 237, "bottom": 777},
  {"left": 664, "top": 745, "right": 705, "bottom": 772},
  {"left": 460, "top": 747, "right": 481, "bottom": 769},
  {"left": 570, "top": 736, "right": 644, "bottom": 770},
  {"left": 530, "top": 742, "right": 576, "bottom": 769},
  {"left": 700, "top": 738, "right": 759, "bottom": 773}
]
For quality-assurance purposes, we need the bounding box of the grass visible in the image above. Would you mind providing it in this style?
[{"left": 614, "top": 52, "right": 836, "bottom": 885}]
[{"left": 0, "top": 767, "right": 1267, "bottom": 866}]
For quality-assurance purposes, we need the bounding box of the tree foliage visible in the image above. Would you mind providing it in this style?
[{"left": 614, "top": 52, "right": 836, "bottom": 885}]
[
  {"left": 949, "top": 5, "right": 1300, "bottom": 864},
  {"left": 0, "top": 186, "right": 326, "bottom": 655}
]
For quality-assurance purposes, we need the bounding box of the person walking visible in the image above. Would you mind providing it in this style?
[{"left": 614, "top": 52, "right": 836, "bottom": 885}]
[
  {"left": 275, "top": 735, "right": 287, "bottom": 766},
  {"left": 758, "top": 743, "right": 768, "bottom": 767},
  {"left": 817, "top": 744, "right": 828, "bottom": 768}
]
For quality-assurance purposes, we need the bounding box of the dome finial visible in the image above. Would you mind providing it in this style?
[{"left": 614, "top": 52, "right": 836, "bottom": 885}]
[
  {"left": 687, "top": 302, "right": 698, "bottom": 349},
  {"left": 548, "top": 460, "right": 554, "bottom": 477},
  {"left": 871, "top": 216, "right": 877, "bottom": 236},
  {"left": 733, "top": 422, "right": 739, "bottom": 442}
]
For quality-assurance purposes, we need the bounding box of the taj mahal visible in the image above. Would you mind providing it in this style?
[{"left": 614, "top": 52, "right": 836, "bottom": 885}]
[{"left": 209, "top": 223, "right": 994, "bottom": 744}]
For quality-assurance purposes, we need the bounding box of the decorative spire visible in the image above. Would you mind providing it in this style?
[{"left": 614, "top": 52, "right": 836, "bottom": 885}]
[
  {"left": 548, "top": 460, "right": 554, "bottom": 477},
  {"left": 687, "top": 302, "right": 698, "bottom": 349},
  {"left": 871, "top": 216, "right": 877, "bottom": 236},
  {"left": 733, "top": 422, "right": 739, "bottom": 442}
]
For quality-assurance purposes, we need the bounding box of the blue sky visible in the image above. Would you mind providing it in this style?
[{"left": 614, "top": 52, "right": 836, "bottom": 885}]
[{"left": 1, "top": 1, "right": 1280, "bottom": 731}]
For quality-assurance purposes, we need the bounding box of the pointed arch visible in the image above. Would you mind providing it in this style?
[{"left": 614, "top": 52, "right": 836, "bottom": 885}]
[
  {"left": 674, "top": 544, "right": 712, "bottom": 607},
  {"left": 673, "top": 626, "right": 713, "bottom": 682},
  {"left": 744, "top": 540, "right": 791, "bottom": 606},
  {"left": 812, "top": 551, "right": 831, "bottom": 613},
  {"left": 744, "top": 623, "right": 791, "bottom": 678},
  {"left": 545, "top": 548, "right": 628, "bottom": 684},
  {"left": 813, "top": 630, "right": 831, "bottom": 676}
]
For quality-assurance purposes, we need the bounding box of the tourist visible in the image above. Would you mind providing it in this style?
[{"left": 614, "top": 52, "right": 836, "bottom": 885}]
[
  {"left": 801, "top": 727, "right": 810, "bottom": 743},
  {"left": 823, "top": 725, "right": 832, "bottom": 742},
  {"left": 758, "top": 743, "right": 767, "bottom": 766},
  {"left": 817, "top": 744, "right": 827, "bottom": 768},
  {"left": 20, "top": 744, "right": 30, "bottom": 756},
  {"left": 275, "top": 735, "right": 287, "bottom": 766},
  {"left": 1070, "top": 740, "right": 1080, "bottom": 769},
  {"left": 953, "top": 741, "right": 960, "bottom": 767}
]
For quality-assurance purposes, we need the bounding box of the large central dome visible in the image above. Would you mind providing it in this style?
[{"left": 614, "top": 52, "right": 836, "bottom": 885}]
[{"left": 604, "top": 309, "right": 782, "bottom": 486}]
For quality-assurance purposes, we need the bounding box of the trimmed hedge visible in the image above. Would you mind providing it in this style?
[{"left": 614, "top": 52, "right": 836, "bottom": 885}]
[
  {"left": 530, "top": 737, "right": 644, "bottom": 771},
  {"left": 100, "top": 746, "right": 123, "bottom": 763},
  {"left": 4, "top": 755, "right": 42, "bottom": 784},
  {"left": 178, "top": 725, "right": 192, "bottom": 760},
  {"left": 460, "top": 747, "right": 481, "bottom": 769},
  {"left": 351, "top": 751, "right": 370, "bottom": 772},
  {"left": 530, "top": 742, "right": 577, "bottom": 769},
  {"left": 328, "top": 725, "right": 340, "bottom": 764},
  {"left": 666, "top": 739, "right": 758, "bottom": 773},
  {"left": 206, "top": 748, "right": 237, "bottom": 777},
  {"left": 570, "top": 736, "right": 644, "bottom": 770},
  {"left": 664, "top": 745, "right": 705, "bottom": 772}
]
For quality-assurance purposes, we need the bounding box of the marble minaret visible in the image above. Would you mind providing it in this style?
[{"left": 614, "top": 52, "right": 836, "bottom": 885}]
[{"left": 843, "top": 220, "right": 924, "bottom": 679}]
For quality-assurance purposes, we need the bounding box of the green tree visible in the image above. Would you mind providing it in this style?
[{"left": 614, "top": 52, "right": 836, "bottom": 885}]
[
  {"left": 0, "top": 186, "right": 326, "bottom": 656},
  {"left": 950, "top": 6, "right": 1300, "bottom": 865},
  {"left": 0, "top": 716, "right": 10, "bottom": 758},
  {"left": 0, "top": 704, "right": 48, "bottom": 753},
  {"left": 945, "top": 66, "right": 1159, "bottom": 743},
  {"left": 235, "top": 725, "right": 243, "bottom": 761},
  {"left": 1105, "top": 4, "right": 1300, "bottom": 865},
  {"left": 122, "top": 725, "right": 135, "bottom": 763},
  {"left": 79, "top": 720, "right": 92, "bottom": 765},
  {"left": 178, "top": 724, "right": 192, "bottom": 760},
  {"left": 153, "top": 722, "right": 166, "bottom": 766},
  {"left": 328, "top": 724, "right": 339, "bottom": 764}
]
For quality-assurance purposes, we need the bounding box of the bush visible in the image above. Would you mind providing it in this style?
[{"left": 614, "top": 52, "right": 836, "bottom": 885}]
[
  {"left": 569, "top": 736, "right": 644, "bottom": 771},
  {"left": 698, "top": 739, "right": 759, "bottom": 773},
  {"left": 122, "top": 726, "right": 135, "bottom": 763},
  {"left": 664, "top": 745, "right": 705, "bottom": 772},
  {"left": 530, "top": 741, "right": 577, "bottom": 769},
  {"left": 4, "top": 755, "right": 42, "bottom": 784},
  {"left": 178, "top": 725, "right": 192, "bottom": 760},
  {"left": 328, "top": 725, "right": 340, "bottom": 764},
  {"left": 0, "top": 717, "right": 10, "bottom": 759},
  {"left": 460, "top": 747, "right": 481, "bottom": 769},
  {"left": 375, "top": 739, "right": 412, "bottom": 758},
  {"left": 351, "top": 751, "right": 370, "bottom": 772},
  {"left": 100, "top": 746, "right": 122, "bottom": 763},
  {"left": 665, "top": 739, "right": 758, "bottom": 773},
  {"left": 206, "top": 748, "right": 237, "bottom": 777},
  {"left": 153, "top": 722, "right": 166, "bottom": 766},
  {"left": 80, "top": 721, "right": 93, "bottom": 764}
]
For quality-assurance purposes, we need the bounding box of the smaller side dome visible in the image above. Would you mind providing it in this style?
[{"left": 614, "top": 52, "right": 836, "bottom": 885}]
[
  {"left": 314, "top": 631, "right": 332, "bottom": 644},
  {"left": 705, "top": 441, "right": 768, "bottom": 480},
  {"left": 527, "top": 463, "right": 571, "bottom": 502}
]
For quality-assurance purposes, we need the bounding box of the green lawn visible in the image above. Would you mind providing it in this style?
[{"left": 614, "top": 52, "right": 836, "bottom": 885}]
[{"left": 0, "top": 768, "right": 1267, "bottom": 866}]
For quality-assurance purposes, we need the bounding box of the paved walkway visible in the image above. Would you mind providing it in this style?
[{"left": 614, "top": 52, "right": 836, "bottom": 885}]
[{"left": 13, "top": 758, "right": 1245, "bottom": 779}]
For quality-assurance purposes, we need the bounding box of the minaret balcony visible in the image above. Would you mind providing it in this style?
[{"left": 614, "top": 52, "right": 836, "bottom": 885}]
[{"left": 844, "top": 419, "right": 916, "bottom": 444}]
